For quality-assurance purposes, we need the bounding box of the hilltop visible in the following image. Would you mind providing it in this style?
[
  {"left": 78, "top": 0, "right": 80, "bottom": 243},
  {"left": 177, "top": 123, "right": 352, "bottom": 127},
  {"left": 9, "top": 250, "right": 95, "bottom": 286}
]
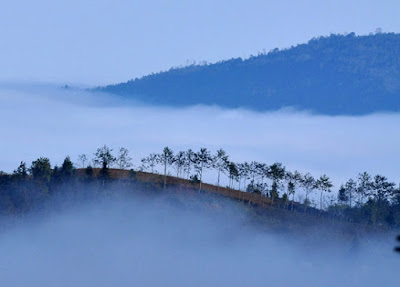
[
  {"left": 0, "top": 164, "right": 390, "bottom": 241},
  {"left": 98, "top": 33, "right": 400, "bottom": 115}
]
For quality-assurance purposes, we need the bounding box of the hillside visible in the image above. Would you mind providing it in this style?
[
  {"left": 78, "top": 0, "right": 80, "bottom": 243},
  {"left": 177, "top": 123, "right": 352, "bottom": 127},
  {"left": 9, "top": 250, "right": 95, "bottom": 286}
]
[
  {"left": 98, "top": 33, "right": 400, "bottom": 115},
  {"left": 0, "top": 164, "right": 395, "bottom": 245},
  {"left": 73, "top": 168, "right": 387, "bottom": 237}
]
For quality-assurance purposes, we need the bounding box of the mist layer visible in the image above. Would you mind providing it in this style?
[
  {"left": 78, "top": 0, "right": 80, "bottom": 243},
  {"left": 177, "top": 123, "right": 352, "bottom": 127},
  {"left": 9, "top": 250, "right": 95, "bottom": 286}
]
[{"left": 0, "top": 192, "right": 397, "bottom": 287}]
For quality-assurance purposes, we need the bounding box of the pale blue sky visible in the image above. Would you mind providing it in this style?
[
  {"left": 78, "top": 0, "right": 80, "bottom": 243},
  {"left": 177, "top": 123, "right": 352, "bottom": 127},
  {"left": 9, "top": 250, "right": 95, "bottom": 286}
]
[{"left": 0, "top": 0, "right": 399, "bottom": 85}]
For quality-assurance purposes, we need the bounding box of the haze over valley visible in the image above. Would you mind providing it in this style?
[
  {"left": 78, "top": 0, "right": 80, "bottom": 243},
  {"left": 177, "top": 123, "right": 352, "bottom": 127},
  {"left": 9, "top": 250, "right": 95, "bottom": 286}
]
[{"left": 1, "top": 1, "right": 400, "bottom": 286}]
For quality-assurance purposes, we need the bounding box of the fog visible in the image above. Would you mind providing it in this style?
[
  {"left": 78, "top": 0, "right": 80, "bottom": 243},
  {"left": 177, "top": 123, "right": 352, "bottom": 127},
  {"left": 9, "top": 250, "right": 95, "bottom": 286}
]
[
  {"left": 1, "top": 84, "right": 399, "bottom": 189},
  {"left": 0, "top": 192, "right": 397, "bottom": 287}
]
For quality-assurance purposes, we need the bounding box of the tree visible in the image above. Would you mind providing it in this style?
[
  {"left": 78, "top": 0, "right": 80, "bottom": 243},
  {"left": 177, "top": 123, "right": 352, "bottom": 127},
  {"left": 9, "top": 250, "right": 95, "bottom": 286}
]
[
  {"left": 30, "top": 157, "right": 51, "bottom": 182},
  {"left": 247, "top": 161, "right": 260, "bottom": 193},
  {"left": 184, "top": 149, "right": 195, "bottom": 179},
  {"left": 93, "top": 145, "right": 116, "bottom": 169},
  {"left": 51, "top": 165, "right": 62, "bottom": 185},
  {"left": 30, "top": 157, "right": 52, "bottom": 192},
  {"left": 267, "top": 162, "right": 286, "bottom": 205},
  {"left": 282, "top": 193, "right": 289, "bottom": 208},
  {"left": 173, "top": 151, "right": 186, "bottom": 177},
  {"left": 316, "top": 174, "right": 333, "bottom": 210},
  {"left": 301, "top": 173, "right": 316, "bottom": 212},
  {"left": 356, "top": 172, "right": 372, "bottom": 206},
  {"left": 338, "top": 184, "right": 349, "bottom": 204},
  {"left": 93, "top": 145, "right": 116, "bottom": 185},
  {"left": 392, "top": 184, "right": 400, "bottom": 207},
  {"left": 140, "top": 153, "right": 158, "bottom": 173},
  {"left": 227, "top": 162, "right": 239, "bottom": 189},
  {"left": 85, "top": 165, "right": 94, "bottom": 181},
  {"left": 285, "top": 170, "right": 302, "bottom": 211},
  {"left": 371, "top": 175, "right": 395, "bottom": 202},
  {"left": 77, "top": 154, "right": 88, "bottom": 168},
  {"left": 237, "top": 162, "right": 250, "bottom": 191},
  {"left": 286, "top": 182, "right": 295, "bottom": 208},
  {"left": 193, "top": 148, "right": 212, "bottom": 192},
  {"left": 116, "top": 147, "right": 133, "bottom": 169},
  {"left": 213, "top": 149, "right": 229, "bottom": 190},
  {"left": 344, "top": 178, "right": 357, "bottom": 208},
  {"left": 157, "top": 147, "right": 174, "bottom": 189},
  {"left": 256, "top": 163, "right": 269, "bottom": 194},
  {"left": 13, "top": 161, "right": 28, "bottom": 180},
  {"left": 60, "top": 156, "right": 75, "bottom": 181}
]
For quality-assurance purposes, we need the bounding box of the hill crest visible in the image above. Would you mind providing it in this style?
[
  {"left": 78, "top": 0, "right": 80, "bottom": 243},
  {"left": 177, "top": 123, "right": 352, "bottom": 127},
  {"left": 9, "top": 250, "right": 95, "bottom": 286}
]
[{"left": 98, "top": 33, "right": 400, "bottom": 115}]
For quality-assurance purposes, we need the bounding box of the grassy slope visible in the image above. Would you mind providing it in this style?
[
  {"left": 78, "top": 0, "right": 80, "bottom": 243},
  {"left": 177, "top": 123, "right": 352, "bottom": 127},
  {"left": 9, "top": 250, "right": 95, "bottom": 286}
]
[{"left": 76, "top": 168, "right": 389, "bottom": 243}]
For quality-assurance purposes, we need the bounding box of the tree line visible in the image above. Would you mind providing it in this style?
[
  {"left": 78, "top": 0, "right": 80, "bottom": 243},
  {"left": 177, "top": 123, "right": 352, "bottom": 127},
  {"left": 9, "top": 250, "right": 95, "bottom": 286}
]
[{"left": 1, "top": 145, "right": 399, "bottom": 227}]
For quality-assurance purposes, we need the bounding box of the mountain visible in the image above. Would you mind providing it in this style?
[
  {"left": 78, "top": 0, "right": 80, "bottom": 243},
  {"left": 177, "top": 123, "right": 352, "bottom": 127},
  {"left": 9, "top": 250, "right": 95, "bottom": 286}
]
[{"left": 98, "top": 33, "right": 400, "bottom": 115}]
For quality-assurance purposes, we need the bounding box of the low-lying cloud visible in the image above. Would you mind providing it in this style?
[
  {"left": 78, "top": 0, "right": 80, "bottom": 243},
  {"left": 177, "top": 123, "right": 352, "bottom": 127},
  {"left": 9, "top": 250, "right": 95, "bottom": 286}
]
[
  {"left": 0, "top": 193, "right": 397, "bottom": 287},
  {"left": 1, "top": 83, "right": 399, "bottom": 189}
]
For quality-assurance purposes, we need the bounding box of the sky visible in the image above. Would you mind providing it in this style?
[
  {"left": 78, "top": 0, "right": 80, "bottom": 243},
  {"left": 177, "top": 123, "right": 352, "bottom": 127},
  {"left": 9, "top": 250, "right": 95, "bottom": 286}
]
[{"left": 0, "top": 0, "right": 399, "bottom": 86}]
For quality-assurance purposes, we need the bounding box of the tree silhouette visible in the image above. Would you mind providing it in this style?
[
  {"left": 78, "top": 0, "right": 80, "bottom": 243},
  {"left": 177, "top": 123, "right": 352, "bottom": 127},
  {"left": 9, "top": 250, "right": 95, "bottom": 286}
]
[
  {"left": 267, "top": 162, "right": 286, "bottom": 205},
  {"left": 116, "top": 147, "right": 132, "bottom": 169},
  {"left": 371, "top": 175, "right": 395, "bottom": 202},
  {"left": 247, "top": 161, "right": 260, "bottom": 193},
  {"left": 344, "top": 179, "right": 357, "bottom": 208},
  {"left": 173, "top": 151, "right": 186, "bottom": 177},
  {"left": 193, "top": 148, "right": 212, "bottom": 192},
  {"left": 13, "top": 161, "right": 27, "bottom": 181},
  {"left": 286, "top": 170, "right": 302, "bottom": 211},
  {"left": 93, "top": 145, "right": 116, "bottom": 169},
  {"left": 213, "top": 149, "right": 229, "bottom": 190},
  {"left": 337, "top": 184, "right": 349, "bottom": 204},
  {"left": 158, "top": 147, "right": 174, "bottom": 189},
  {"left": 77, "top": 154, "right": 88, "bottom": 168},
  {"left": 93, "top": 145, "right": 116, "bottom": 185},
  {"left": 60, "top": 156, "right": 75, "bottom": 182},
  {"left": 85, "top": 165, "right": 94, "bottom": 181},
  {"left": 257, "top": 163, "right": 268, "bottom": 195},
  {"left": 237, "top": 162, "right": 250, "bottom": 191},
  {"left": 30, "top": 157, "right": 52, "bottom": 193},
  {"left": 356, "top": 172, "right": 372, "bottom": 206},
  {"left": 316, "top": 174, "right": 333, "bottom": 210},
  {"left": 140, "top": 153, "right": 158, "bottom": 173},
  {"left": 227, "top": 162, "right": 239, "bottom": 189},
  {"left": 301, "top": 173, "right": 316, "bottom": 212},
  {"left": 184, "top": 149, "right": 195, "bottom": 179}
]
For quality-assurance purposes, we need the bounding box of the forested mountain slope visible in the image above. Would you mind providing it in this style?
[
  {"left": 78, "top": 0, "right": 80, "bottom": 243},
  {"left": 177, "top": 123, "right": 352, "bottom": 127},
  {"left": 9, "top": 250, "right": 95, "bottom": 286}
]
[{"left": 98, "top": 33, "right": 400, "bottom": 115}]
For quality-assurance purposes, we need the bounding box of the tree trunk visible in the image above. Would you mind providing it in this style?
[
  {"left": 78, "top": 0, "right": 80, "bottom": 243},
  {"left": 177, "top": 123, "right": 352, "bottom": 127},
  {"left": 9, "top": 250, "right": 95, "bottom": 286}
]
[
  {"left": 349, "top": 192, "right": 352, "bottom": 208},
  {"left": 304, "top": 194, "right": 308, "bottom": 213},
  {"left": 320, "top": 191, "right": 323, "bottom": 210},
  {"left": 217, "top": 169, "right": 221, "bottom": 191},
  {"left": 291, "top": 193, "right": 295, "bottom": 211},
  {"left": 199, "top": 168, "right": 203, "bottom": 193},
  {"left": 163, "top": 162, "right": 167, "bottom": 189}
]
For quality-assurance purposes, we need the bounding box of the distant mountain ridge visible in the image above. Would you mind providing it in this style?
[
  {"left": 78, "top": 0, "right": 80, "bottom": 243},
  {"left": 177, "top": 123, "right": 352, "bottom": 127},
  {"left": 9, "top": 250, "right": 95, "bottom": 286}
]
[{"left": 98, "top": 33, "right": 400, "bottom": 115}]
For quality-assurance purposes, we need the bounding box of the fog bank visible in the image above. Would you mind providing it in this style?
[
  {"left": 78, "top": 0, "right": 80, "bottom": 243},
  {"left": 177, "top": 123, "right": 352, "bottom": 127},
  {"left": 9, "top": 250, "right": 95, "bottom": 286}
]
[
  {"left": 1, "top": 84, "right": 400, "bottom": 188},
  {"left": 0, "top": 194, "right": 397, "bottom": 287}
]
